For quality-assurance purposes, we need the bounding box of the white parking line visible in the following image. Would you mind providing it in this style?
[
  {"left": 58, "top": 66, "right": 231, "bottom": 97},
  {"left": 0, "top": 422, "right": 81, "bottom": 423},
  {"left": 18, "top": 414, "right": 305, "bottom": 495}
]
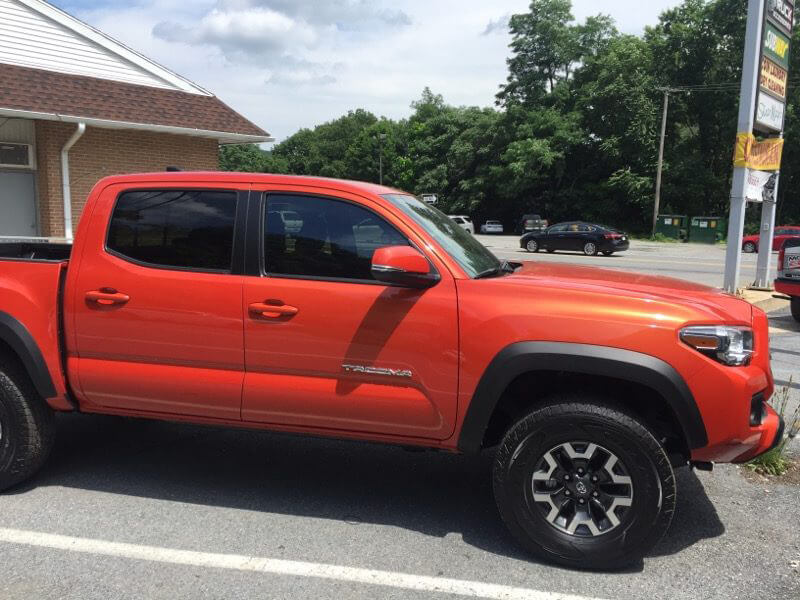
[{"left": 0, "top": 527, "right": 605, "bottom": 600}]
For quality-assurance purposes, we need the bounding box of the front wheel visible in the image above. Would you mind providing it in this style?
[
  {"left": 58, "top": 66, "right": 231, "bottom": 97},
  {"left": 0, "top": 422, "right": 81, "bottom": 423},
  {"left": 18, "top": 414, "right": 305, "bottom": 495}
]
[
  {"left": 583, "top": 242, "right": 598, "bottom": 256},
  {"left": 791, "top": 297, "right": 800, "bottom": 323},
  {"left": 526, "top": 239, "right": 539, "bottom": 253},
  {"left": 493, "top": 400, "right": 675, "bottom": 569},
  {"left": 743, "top": 242, "right": 757, "bottom": 253}
]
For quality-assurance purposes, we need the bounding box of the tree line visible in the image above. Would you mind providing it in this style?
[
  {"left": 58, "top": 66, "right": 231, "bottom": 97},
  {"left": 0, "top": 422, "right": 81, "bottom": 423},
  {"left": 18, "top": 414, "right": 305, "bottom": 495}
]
[{"left": 220, "top": 0, "right": 800, "bottom": 234}]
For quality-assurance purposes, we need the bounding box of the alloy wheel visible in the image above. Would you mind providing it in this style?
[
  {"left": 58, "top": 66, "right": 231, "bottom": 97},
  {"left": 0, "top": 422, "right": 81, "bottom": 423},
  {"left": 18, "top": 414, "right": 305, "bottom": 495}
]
[
  {"left": 531, "top": 441, "right": 634, "bottom": 537},
  {"left": 584, "top": 242, "right": 597, "bottom": 256},
  {"left": 526, "top": 240, "right": 538, "bottom": 252}
]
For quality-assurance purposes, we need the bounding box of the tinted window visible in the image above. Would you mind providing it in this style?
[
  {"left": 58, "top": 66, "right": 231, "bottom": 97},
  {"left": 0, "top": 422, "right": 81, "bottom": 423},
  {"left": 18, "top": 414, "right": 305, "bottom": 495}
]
[
  {"left": 107, "top": 190, "right": 236, "bottom": 271},
  {"left": 265, "top": 194, "right": 408, "bottom": 282},
  {"left": 548, "top": 224, "right": 568, "bottom": 233},
  {"left": 383, "top": 194, "right": 499, "bottom": 278}
]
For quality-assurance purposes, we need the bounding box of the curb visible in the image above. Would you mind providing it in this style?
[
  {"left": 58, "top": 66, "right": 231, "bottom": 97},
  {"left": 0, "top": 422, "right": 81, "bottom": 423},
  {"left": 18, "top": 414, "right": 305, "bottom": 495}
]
[{"left": 751, "top": 296, "right": 789, "bottom": 313}]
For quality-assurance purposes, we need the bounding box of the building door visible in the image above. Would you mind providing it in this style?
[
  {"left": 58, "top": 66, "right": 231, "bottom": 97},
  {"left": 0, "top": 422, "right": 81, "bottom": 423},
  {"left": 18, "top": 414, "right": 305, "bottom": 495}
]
[{"left": 0, "top": 171, "right": 37, "bottom": 237}]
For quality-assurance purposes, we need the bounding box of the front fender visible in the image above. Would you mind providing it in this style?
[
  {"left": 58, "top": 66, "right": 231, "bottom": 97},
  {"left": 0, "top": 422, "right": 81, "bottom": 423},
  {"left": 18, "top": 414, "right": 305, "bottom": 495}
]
[{"left": 457, "top": 341, "right": 708, "bottom": 454}]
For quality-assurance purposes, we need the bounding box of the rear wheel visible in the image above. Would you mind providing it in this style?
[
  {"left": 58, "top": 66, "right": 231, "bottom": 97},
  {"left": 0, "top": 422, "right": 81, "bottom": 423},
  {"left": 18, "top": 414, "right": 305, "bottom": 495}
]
[
  {"left": 743, "top": 241, "right": 757, "bottom": 253},
  {"left": 583, "top": 242, "right": 598, "bottom": 256},
  {"left": 0, "top": 361, "right": 55, "bottom": 491},
  {"left": 791, "top": 297, "right": 800, "bottom": 323},
  {"left": 493, "top": 400, "right": 675, "bottom": 569},
  {"left": 526, "top": 239, "right": 539, "bottom": 253}
]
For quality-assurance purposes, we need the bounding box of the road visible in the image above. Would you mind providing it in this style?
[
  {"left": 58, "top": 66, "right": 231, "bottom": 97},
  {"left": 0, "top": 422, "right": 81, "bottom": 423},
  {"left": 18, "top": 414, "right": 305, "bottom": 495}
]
[
  {"left": 477, "top": 234, "right": 779, "bottom": 288},
  {"left": 1, "top": 239, "right": 798, "bottom": 600}
]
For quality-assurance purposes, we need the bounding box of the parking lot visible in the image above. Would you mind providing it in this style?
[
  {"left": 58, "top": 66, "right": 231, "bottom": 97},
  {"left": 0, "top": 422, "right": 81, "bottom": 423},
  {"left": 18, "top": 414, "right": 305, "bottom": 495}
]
[
  {"left": 477, "top": 234, "right": 780, "bottom": 289},
  {"left": 1, "top": 238, "right": 798, "bottom": 600}
]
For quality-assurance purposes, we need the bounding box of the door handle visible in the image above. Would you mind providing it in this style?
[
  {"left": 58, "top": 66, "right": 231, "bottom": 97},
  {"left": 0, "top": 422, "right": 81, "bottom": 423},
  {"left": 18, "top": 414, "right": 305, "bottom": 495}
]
[
  {"left": 86, "top": 289, "right": 130, "bottom": 306},
  {"left": 249, "top": 302, "right": 299, "bottom": 319}
]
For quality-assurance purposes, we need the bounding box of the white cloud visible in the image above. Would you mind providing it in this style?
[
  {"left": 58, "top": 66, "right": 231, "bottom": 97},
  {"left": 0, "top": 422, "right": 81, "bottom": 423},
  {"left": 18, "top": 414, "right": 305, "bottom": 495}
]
[{"left": 56, "top": 0, "right": 682, "bottom": 144}]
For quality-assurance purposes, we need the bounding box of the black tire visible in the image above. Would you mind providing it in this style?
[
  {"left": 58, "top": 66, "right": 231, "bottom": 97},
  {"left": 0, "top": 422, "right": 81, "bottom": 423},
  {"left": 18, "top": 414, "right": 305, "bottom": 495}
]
[
  {"left": 525, "top": 239, "right": 539, "bottom": 253},
  {"left": 583, "top": 242, "right": 598, "bottom": 256},
  {"left": 546, "top": 249, "right": 556, "bottom": 254},
  {"left": 602, "top": 251, "right": 614, "bottom": 256},
  {"left": 0, "top": 360, "right": 55, "bottom": 491},
  {"left": 791, "top": 297, "right": 800, "bottom": 323},
  {"left": 743, "top": 242, "right": 757, "bottom": 253},
  {"left": 493, "top": 399, "right": 675, "bottom": 570}
]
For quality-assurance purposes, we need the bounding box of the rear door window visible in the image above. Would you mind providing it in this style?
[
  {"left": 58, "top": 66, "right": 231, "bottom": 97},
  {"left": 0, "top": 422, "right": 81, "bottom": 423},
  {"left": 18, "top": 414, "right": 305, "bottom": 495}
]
[{"left": 107, "top": 190, "right": 237, "bottom": 272}]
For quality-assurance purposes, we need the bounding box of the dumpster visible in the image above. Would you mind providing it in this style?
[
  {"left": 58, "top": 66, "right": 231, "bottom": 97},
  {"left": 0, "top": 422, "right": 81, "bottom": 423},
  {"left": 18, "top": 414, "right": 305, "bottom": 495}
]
[
  {"left": 655, "top": 214, "right": 688, "bottom": 240},
  {"left": 689, "top": 216, "right": 726, "bottom": 244}
]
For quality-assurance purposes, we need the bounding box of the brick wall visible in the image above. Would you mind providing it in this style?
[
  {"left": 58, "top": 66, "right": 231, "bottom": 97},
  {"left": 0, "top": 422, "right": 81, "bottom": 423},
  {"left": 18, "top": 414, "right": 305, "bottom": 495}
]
[{"left": 35, "top": 121, "right": 219, "bottom": 237}]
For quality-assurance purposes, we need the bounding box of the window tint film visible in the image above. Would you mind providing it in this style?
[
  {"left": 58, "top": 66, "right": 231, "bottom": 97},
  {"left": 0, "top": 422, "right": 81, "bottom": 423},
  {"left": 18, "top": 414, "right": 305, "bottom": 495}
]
[
  {"left": 383, "top": 194, "right": 499, "bottom": 278},
  {"left": 107, "top": 190, "right": 236, "bottom": 271},
  {"left": 265, "top": 194, "right": 408, "bottom": 281}
]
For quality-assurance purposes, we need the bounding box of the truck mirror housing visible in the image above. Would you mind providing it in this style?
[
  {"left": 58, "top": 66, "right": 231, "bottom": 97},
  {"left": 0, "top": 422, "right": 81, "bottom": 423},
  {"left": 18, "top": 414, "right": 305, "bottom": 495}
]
[{"left": 371, "top": 246, "right": 440, "bottom": 289}]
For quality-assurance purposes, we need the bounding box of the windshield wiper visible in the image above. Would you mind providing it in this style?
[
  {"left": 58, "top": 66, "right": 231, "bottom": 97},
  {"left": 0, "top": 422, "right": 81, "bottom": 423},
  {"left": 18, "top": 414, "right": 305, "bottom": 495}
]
[{"left": 475, "top": 260, "right": 515, "bottom": 279}]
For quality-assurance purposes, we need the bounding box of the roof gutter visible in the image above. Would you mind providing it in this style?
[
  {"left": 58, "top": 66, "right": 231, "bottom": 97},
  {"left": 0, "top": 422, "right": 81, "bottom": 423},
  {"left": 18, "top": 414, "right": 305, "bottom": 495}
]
[
  {"left": 0, "top": 107, "right": 273, "bottom": 144},
  {"left": 61, "top": 122, "right": 85, "bottom": 243}
]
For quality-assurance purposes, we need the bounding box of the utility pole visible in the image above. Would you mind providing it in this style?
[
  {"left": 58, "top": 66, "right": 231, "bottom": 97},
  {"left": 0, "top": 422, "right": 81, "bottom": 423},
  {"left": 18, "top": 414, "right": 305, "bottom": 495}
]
[
  {"left": 653, "top": 89, "right": 671, "bottom": 237},
  {"left": 377, "top": 133, "right": 387, "bottom": 185},
  {"left": 723, "top": 0, "right": 764, "bottom": 293}
]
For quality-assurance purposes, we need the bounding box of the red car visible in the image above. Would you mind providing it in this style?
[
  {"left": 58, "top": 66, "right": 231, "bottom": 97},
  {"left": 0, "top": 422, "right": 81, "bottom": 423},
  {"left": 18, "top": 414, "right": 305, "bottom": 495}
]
[
  {"left": 742, "top": 225, "right": 800, "bottom": 252},
  {"left": 0, "top": 172, "right": 782, "bottom": 570}
]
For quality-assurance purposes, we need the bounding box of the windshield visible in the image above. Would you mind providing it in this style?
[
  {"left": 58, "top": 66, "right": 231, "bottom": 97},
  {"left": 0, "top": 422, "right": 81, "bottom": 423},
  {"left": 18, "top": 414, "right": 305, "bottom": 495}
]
[{"left": 383, "top": 194, "right": 500, "bottom": 278}]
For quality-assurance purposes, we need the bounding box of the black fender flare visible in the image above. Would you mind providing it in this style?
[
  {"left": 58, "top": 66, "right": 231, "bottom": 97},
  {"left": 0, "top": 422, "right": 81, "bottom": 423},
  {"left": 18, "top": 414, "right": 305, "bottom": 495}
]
[
  {"left": 0, "top": 311, "right": 56, "bottom": 399},
  {"left": 457, "top": 341, "right": 707, "bottom": 454}
]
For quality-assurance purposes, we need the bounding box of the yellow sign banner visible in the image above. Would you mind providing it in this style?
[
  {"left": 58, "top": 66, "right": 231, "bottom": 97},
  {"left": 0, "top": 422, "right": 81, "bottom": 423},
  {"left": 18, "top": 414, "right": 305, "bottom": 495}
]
[
  {"left": 733, "top": 133, "right": 784, "bottom": 171},
  {"left": 760, "top": 56, "right": 788, "bottom": 100}
]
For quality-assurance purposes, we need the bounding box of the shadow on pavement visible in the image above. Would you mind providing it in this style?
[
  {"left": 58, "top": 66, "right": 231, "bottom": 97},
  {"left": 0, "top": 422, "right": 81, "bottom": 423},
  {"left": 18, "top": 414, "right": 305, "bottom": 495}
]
[{"left": 17, "top": 413, "right": 724, "bottom": 566}]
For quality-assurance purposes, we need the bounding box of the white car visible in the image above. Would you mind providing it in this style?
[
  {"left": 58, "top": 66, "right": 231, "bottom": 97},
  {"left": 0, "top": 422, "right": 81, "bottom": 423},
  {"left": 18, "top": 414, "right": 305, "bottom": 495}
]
[
  {"left": 448, "top": 215, "right": 474, "bottom": 234},
  {"left": 480, "top": 220, "right": 504, "bottom": 234}
]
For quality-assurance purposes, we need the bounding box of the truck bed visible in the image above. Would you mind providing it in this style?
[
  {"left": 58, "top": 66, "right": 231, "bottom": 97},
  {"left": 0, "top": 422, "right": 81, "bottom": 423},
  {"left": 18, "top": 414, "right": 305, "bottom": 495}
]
[{"left": 0, "top": 242, "right": 72, "bottom": 261}]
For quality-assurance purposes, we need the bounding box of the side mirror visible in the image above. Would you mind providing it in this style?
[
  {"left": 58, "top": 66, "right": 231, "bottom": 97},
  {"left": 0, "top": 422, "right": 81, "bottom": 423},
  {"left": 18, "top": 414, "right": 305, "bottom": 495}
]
[{"left": 371, "top": 246, "right": 440, "bottom": 289}]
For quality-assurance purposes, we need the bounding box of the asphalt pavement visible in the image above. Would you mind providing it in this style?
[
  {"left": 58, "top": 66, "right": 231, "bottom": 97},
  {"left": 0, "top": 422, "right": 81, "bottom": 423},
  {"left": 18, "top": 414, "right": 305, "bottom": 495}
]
[
  {"left": 1, "top": 238, "right": 798, "bottom": 600},
  {"left": 479, "top": 234, "right": 779, "bottom": 288}
]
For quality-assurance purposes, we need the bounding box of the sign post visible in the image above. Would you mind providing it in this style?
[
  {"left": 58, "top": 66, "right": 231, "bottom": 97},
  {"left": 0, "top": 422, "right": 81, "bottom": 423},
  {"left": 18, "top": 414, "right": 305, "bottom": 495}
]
[
  {"left": 723, "top": 0, "right": 766, "bottom": 293},
  {"left": 753, "top": 0, "right": 793, "bottom": 289}
]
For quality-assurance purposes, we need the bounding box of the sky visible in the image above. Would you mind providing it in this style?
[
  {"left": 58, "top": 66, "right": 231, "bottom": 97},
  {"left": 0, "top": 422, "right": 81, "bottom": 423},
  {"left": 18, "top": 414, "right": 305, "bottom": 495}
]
[{"left": 51, "top": 0, "right": 683, "bottom": 144}]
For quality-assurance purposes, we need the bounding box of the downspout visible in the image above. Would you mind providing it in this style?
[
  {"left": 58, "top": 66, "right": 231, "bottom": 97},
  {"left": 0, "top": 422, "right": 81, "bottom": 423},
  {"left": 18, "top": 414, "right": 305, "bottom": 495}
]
[{"left": 60, "top": 122, "right": 86, "bottom": 243}]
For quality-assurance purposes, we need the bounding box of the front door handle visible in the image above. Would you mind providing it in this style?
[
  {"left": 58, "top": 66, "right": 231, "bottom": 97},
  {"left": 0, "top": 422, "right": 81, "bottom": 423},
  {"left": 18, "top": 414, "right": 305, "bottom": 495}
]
[
  {"left": 86, "top": 289, "right": 130, "bottom": 306},
  {"left": 249, "top": 301, "right": 299, "bottom": 319}
]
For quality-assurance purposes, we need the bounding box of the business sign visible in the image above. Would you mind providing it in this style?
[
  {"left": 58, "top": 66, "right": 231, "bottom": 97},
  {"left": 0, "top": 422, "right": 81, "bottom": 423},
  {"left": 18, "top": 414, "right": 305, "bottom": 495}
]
[
  {"left": 745, "top": 169, "right": 778, "bottom": 202},
  {"left": 766, "top": 0, "right": 795, "bottom": 36},
  {"left": 755, "top": 90, "right": 786, "bottom": 132},
  {"left": 763, "top": 22, "right": 791, "bottom": 68},
  {"left": 734, "top": 132, "right": 785, "bottom": 170},
  {"left": 760, "top": 56, "right": 788, "bottom": 99}
]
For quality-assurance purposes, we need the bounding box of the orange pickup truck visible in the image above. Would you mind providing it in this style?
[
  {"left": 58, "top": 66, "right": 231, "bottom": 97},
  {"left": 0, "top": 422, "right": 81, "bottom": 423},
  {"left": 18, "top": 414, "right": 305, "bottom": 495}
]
[{"left": 0, "top": 172, "right": 783, "bottom": 569}]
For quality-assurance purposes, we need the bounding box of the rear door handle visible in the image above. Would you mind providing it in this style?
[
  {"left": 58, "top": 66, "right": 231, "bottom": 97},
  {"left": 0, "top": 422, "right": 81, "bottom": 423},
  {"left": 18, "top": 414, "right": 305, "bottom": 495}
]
[
  {"left": 249, "top": 302, "right": 299, "bottom": 319},
  {"left": 86, "top": 289, "right": 130, "bottom": 306}
]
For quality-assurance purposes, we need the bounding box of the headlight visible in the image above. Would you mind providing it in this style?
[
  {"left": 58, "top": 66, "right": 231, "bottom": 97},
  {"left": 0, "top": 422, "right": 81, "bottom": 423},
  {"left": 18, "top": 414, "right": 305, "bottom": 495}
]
[{"left": 680, "top": 325, "right": 754, "bottom": 366}]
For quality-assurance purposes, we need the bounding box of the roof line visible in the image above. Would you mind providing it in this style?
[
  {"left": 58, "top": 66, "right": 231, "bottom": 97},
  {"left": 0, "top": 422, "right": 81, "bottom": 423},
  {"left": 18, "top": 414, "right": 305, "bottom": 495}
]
[
  {"left": 15, "top": 0, "right": 211, "bottom": 96},
  {"left": 0, "top": 107, "right": 274, "bottom": 144}
]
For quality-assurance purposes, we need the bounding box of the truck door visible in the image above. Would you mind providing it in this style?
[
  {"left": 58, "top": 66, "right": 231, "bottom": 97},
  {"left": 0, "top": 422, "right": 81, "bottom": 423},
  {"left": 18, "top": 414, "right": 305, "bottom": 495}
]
[
  {"left": 68, "top": 184, "right": 247, "bottom": 420},
  {"left": 241, "top": 189, "right": 459, "bottom": 440}
]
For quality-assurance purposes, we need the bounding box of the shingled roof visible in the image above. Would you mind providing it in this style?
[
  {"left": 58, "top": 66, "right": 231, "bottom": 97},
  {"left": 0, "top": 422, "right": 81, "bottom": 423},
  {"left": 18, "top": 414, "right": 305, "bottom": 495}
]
[{"left": 0, "top": 63, "right": 270, "bottom": 143}]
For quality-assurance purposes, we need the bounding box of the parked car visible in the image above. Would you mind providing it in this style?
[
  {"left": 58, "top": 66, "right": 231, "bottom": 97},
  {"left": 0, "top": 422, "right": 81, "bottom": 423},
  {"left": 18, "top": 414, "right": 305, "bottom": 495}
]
[
  {"left": 518, "top": 214, "right": 548, "bottom": 234},
  {"left": 448, "top": 215, "right": 474, "bottom": 234},
  {"left": 0, "top": 172, "right": 782, "bottom": 570},
  {"left": 521, "top": 221, "right": 630, "bottom": 256},
  {"left": 775, "top": 237, "right": 800, "bottom": 322},
  {"left": 480, "top": 219, "right": 504, "bottom": 234},
  {"left": 742, "top": 225, "right": 800, "bottom": 253}
]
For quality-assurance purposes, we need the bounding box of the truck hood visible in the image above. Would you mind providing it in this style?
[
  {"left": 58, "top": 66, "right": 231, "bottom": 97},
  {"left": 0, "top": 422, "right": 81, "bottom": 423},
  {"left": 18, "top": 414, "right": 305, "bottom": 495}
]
[{"left": 502, "top": 261, "right": 753, "bottom": 323}]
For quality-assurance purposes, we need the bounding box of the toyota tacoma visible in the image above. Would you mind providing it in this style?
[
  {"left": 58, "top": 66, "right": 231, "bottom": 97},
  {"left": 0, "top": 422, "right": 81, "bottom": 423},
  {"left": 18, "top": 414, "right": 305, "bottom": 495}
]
[{"left": 0, "top": 173, "right": 783, "bottom": 569}]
